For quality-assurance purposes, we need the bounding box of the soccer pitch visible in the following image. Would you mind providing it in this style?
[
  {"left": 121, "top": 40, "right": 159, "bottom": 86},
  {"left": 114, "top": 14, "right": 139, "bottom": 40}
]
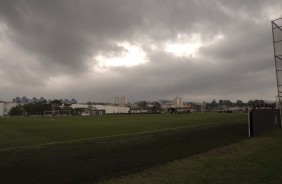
[{"left": 0, "top": 113, "right": 247, "bottom": 150}]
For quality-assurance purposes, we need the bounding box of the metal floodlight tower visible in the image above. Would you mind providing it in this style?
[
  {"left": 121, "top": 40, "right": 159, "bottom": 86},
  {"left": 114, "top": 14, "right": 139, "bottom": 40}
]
[{"left": 271, "top": 17, "right": 282, "bottom": 127}]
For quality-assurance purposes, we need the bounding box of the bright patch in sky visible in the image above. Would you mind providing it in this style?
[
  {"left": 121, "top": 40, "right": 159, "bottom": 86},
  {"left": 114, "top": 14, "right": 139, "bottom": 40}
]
[
  {"left": 164, "top": 33, "right": 202, "bottom": 57},
  {"left": 95, "top": 42, "right": 148, "bottom": 68},
  {"left": 263, "top": 6, "right": 282, "bottom": 20},
  {"left": 165, "top": 42, "right": 202, "bottom": 57}
]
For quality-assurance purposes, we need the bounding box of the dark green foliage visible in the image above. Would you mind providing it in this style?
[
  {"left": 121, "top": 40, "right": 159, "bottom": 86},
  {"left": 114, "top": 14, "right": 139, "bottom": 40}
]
[
  {"left": 138, "top": 100, "right": 148, "bottom": 110},
  {"left": 8, "top": 105, "right": 25, "bottom": 116},
  {"left": 150, "top": 101, "right": 162, "bottom": 113}
]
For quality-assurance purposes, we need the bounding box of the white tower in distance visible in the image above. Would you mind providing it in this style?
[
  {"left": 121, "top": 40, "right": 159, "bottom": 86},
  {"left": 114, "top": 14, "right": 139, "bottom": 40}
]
[
  {"left": 115, "top": 97, "right": 127, "bottom": 106},
  {"left": 120, "top": 97, "right": 127, "bottom": 106},
  {"left": 115, "top": 97, "right": 120, "bottom": 105},
  {"left": 174, "top": 96, "right": 183, "bottom": 107}
]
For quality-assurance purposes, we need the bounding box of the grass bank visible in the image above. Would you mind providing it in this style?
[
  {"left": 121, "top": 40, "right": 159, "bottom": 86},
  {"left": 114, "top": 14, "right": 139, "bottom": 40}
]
[{"left": 98, "top": 128, "right": 282, "bottom": 184}]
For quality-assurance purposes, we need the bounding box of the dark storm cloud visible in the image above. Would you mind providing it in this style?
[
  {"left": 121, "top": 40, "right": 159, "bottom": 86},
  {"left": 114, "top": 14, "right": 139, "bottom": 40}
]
[
  {"left": 0, "top": 0, "right": 225, "bottom": 69},
  {"left": 0, "top": 0, "right": 224, "bottom": 75},
  {"left": 0, "top": 0, "right": 226, "bottom": 70},
  {"left": 0, "top": 0, "right": 281, "bottom": 102}
]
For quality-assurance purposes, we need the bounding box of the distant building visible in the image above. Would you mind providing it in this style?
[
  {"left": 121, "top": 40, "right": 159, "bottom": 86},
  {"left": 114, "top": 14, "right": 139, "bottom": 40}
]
[
  {"left": 71, "top": 103, "right": 130, "bottom": 114},
  {"left": 60, "top": 98, "right": 77, "bottom": 104},
  {"left": 13, "top": 97, "right": 20, "bottom": 103},
  {"left": 114, "top": 97, "right": 127, "bottom": 106},
  {"left": 30, "top": 97, "right": 37, "bottom": 103},
  {"left": 120, "top": 97, "right": 127, "bottom": 106},
  {"left": 115, "top": 97, "right": 120, "bottom": 105},
  {"left": 13, "top": 96, "right": 31, "bottom": 103},
  {"left": 12, "top": 96, "right": 77, "bottom": 104},
  {"left": 22, "top": 96, "right": 29, "bottom": 103},
  {"left": 39, "top": 97, "right": 46, "bottom": 102},
  {"left": 174, "top": 96, "right": 183, "bottom": 107},
  {"left": 70, "top": 99, "right": 77, "bottom": 104}
]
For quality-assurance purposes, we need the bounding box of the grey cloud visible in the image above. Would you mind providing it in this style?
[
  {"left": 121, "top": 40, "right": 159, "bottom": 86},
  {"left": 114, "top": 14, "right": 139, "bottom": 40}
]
[
  {"left": 0, "top": 0, "right": 281, "bottom": 102},
  {"left": 0, "top": 0, "right": 230, "bottom": 72}
]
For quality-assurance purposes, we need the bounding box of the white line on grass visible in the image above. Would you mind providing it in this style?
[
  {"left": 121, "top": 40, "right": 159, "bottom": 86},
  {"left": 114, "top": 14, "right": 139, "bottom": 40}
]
[{"left": 0, "top": 119, "right": 246, "bottom": 152}]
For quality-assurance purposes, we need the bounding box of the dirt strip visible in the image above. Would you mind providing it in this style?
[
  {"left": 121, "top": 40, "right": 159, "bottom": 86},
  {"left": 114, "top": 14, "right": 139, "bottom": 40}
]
[{"left": 0, "top": 122, "right": 247, "bottom": 184}]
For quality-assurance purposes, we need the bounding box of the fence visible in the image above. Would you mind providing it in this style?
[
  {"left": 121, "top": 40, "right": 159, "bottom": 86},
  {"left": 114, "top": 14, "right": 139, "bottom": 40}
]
[{"left": 248, "top": 107, "right": 281, "bottom": 137}]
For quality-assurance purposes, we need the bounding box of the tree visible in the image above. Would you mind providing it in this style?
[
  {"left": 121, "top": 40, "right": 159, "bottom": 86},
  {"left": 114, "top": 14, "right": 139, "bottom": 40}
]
[
  {"left": 248, "top": 100, "right": 254, "bottom": 106},
  {"left": 225, "top": 99, "right": 233, "bottom": 107},
  {"left": 150, "top": 102, "right": 161, "bottom": 113},
  {"left": 51, "top": 99, "right": 62, "bottom": 108},
  {"left": 23, "top": 103, "right": 34, "bottom": 116},
  {"left": 218, "top": 99, "right": 233, "bottom": 107},
  {"left": 236, "top": 100, "right": 244, "bottom": 107},
  {"left": 254, "top": 99, "right": 265, "bottom": 105},
  {"left": 87, "top": 102, "right": 93, "bottom": 115},
  {"left": 218, "top": 99, "right": 224, "bottom": 106},
  {"left": 205, "top": 102, "right": 212, "bottom": 112},
  {"left": 191, "top": 103, "right": 201, "bottom": 112},
  {"left": 9, "top": 105, "right": 25, "bottom": 116},
  {"left": 138, "top": 101, "right": 148, "bottom": 110},
  {"left": 211, "top": 99, "right": 218, "bottom": 108},
  {"left": 73, "top": 108, "right": 85, "bottom": 116}
]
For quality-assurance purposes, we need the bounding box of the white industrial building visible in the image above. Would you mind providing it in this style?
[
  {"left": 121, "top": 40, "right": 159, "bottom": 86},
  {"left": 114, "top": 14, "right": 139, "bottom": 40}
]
[
  {"left": 0, "top": 102, "right": 17, "bottom": 117},
  {"left": 71, "top": 104, "right": 130, "bottom": 114}
]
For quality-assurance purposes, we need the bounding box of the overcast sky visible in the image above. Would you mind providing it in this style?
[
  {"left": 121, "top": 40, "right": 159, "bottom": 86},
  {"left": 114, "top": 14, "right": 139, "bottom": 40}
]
[{"left": 0, "top": 0, "right": 282, "bottom": 103}]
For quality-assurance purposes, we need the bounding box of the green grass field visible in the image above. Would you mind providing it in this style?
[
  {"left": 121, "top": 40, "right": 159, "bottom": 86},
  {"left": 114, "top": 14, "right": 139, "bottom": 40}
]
[
  {"left": 2, "top": 112, "right": 281, "bottom": 184},
  {"left": 0, "top": 112, "right": 254, "bottom": 183},
  {"left": 0, "top": 113, "right": 247, "bottom": 150}
]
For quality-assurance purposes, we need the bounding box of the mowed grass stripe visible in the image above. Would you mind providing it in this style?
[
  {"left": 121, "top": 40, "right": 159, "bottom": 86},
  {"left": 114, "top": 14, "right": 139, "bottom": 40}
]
[
  {"left": 0, "top": 113, "right": 247, "bottom": 150},
  {"left": 0, "top": 118, "right": 246, "bottom": 152}
]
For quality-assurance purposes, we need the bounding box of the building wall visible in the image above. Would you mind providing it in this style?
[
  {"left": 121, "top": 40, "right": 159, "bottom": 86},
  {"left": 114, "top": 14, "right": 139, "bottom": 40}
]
[
  {"left": 71, "top": 104, "right": 88, "bottom": 109},
  {"left": 0, "top": 102, "right": 17, "bottom": 117},
  {"left": 0, "top": 103, "right": 3, "bottom": 117},
  {"left": 71, "top": 104, "right": 130, "bottom": 114},
  {"left": 93, "top": 105, "right": 130, "bottom": 114}
]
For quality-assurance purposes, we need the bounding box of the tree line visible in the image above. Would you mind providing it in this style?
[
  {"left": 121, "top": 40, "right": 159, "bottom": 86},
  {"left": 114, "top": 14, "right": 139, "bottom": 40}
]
[
  {"left": 8, "top": 99, "right": 270, "bottom": 116},
  {"left": 206, "top": 99, "right": 268, "bottom": 108},
  {"left": 8, "top": 100, "right": 75, "bottom": 116}
]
